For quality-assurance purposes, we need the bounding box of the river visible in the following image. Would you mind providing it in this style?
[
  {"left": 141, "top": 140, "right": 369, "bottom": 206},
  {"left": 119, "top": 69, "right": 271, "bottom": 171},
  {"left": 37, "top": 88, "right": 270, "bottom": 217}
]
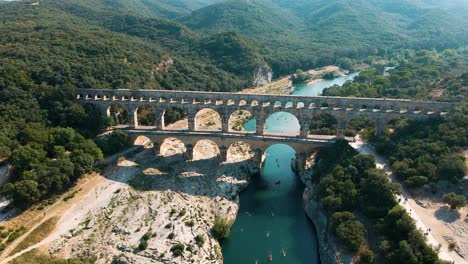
[{"left": 222, "top": 73, "right": 358, "bottom": 264}]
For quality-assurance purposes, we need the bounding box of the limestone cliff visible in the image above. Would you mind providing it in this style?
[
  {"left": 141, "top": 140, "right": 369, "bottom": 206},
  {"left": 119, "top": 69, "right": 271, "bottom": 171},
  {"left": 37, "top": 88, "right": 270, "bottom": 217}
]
[{"left": 253, "top": 64, "right": 272, "bottom": 87}]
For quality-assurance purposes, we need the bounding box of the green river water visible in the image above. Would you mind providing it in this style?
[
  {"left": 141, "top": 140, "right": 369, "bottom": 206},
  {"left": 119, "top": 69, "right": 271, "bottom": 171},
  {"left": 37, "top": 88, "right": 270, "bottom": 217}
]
[{"left": 221, "top": 73, "right": 357, "bottom": 264}]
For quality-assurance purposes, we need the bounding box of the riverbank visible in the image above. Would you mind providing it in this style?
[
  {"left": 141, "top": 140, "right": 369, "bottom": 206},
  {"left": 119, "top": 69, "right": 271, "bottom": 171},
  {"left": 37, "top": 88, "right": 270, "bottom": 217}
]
[
  {"left": 0, "top": 142, "right": 258, "bottom": 263},
  {"left": 241, "top": 65, "right": 348, "bottom": 95}
]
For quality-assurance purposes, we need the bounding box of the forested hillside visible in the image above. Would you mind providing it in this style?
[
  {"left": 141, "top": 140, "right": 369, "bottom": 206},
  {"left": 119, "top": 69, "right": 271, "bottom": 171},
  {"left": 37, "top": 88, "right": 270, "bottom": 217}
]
[{"left": 181, "top": 0, "right": 467, "bottom": 75}]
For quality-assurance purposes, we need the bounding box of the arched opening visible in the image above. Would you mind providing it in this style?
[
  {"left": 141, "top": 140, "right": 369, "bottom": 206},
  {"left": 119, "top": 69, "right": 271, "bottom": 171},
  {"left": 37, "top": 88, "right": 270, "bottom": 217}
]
[
  {"left": 274, "top": 101, "right": 282, "bottom": 108},
  {"left": 228, "top": 110, "right": 255, "bottom": 133},
  {"left": 227, "top": 142, "right": 253, "bottom": 162},
  {"left": 285, "top": 102, "right": 294, "bottom": 109},
  {"left": 251, "top": 100, "right": 259, "bottom": 107},
  {"left": 264, "top": 112, "right": 300, "bottom": 137},
  {"left": 195, "top": 108, "right": 221, "bottom": 131},
  {"left": 193, "top": 140, "right": 220, "bottom": 161},
  {"left": 261, "top": 144, "right": 297, "bottom": 183},
  {"left": 239, "top": 100, "right": 247, "bottom": 106},
  {"left": 136, "top": 105, "right": 157, "bottom": 128},
  {"left": 133, "top": 136, "right": 153, "bottom": 149},
  {"left": 309, "top": 113, "right": 337, "bottom": 135},
  {"left": 163, "top": 107, "right": 187, "bottom": 130},
  {"left": 297, "top": 102, "right": 305, "bottom": 109},
  {"left": 106, "top": 104, "right": 130, "bottom": 127},
  {"left": 345, "top": 116, "right": 376, "bottom": 140},
  {"left": 227, "top": 99, "right": 235, "bottom": 105},
  {"left": 160, "top": 138, "right": 186, "bottom": 157}
]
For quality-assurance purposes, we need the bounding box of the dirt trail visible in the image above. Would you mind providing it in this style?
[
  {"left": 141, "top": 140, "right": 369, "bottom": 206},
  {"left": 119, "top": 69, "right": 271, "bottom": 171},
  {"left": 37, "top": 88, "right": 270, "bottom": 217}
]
[
  {"left": 351, "top": 135, "right": 467, "bottom": 263},
  {"left": 0, "top": 173, "right": 106, "bottom": 263}
]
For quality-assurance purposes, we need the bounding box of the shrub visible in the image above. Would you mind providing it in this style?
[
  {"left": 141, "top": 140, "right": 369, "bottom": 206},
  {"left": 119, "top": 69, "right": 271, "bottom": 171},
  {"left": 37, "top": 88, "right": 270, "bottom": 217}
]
[
  {"left": 170, "top": 243, "right": 185, "bottom": 257},
  {"left": 185, "top": 220, "right": 195, "bottom": 227},
  {"left": 138, "top": 240, "right": 148, "bottom": 251},
  {"left": 211, "top": 217, "right": 231, "bottom": 241},
  {"left": 195, "top": 234, "right": 205, "bottom": 247},
  {"left": 167, "top": 232, "right": 175, "bottom": 239}
]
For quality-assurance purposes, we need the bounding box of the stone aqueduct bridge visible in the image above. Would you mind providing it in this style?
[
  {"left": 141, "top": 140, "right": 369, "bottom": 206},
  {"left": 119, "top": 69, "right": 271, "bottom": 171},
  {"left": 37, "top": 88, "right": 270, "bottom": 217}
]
[{"left": 77, "top": 88, "right": 451, "bottom": 170}]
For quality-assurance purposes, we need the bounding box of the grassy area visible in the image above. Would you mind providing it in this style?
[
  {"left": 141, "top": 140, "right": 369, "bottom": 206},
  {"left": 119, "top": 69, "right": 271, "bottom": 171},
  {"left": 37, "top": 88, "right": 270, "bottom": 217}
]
[
  {"left": 10, "top": 217, "right": 59, "bottom": 255},
  {"left": 10, "top": 249, "right": 96, "bottom": 264}
]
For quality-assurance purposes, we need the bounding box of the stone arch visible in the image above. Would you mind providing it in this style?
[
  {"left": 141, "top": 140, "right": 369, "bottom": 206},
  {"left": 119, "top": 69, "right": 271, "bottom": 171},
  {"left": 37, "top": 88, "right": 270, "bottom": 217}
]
[
  {"left": 227, "top": 141, "right": 253, "bottom": 162},
  {"left": 308, "top": 103, "right": 317, "bottom": 109},
  {"left": 264, "top": 111, "right": 300, "bottom": 137},
  {"left": 345, "top": 116, "right": 377, "bottom": 138},
  {"left": 228, "top": 110, "right": 255, "bottom": 133},
  {"left": 195, "top": 108, "right": 222, "bottom": 131},
  {"left": 162, "top": 107, "right": 187, "bottom": 130},
  {"left": 136, "top": 105, "right": 157, "bottom": 128},
  {"left": 285, "top": 102, "right": 294, "bottom": 109},
  {"left": 193, "top": 139, "right": 220, "bottom": 161},
  {"left": 160, "top": 137, "right": 186, "bottom": 157},
  {"left": 297, "top": 102, "right": 305, "bottom": 109},
  {"left": 227, "top": 99, "right": 235, "bottom": 105},
  {"left": 106, "top": 103, "right": 131, "bottom": 126},
  {"left": 251, "top": 100, "right": 259, "bottom": 107},
  {"left": 133, "top": 135, "right": 153, "bottom": 148},
  {"left": 239, "top": 100, "right": 247, "bottom": 106},
  {"left": 274, "top": 101, "right": 282, "bottom": 108},
  {"left": 309, "top": 113, "right": 338, "bottom": 135}
]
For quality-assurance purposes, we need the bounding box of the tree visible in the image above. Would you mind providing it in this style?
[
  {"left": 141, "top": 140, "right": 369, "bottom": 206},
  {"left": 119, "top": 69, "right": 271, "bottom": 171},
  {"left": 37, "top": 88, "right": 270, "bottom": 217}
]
[{"left": 442, "top": 192, "right": 465, "bottom": 210}]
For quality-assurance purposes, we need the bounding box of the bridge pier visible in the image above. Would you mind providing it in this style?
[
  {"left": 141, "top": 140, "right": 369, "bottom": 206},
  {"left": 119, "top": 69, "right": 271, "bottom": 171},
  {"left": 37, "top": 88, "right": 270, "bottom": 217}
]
[
  {"left": 184, "top": 144, "right": 194, "bottom": 161},
  {"left": 219, "top": 146, "right": 228, "bottom": 162},
  {"left": 127, "top": 107, "right": 138, "bottom": 128},
  {"left": 300, "top": 119, "right": 310, "bottom": 138},
  {"left": 222, "top": 115, "right": 230, "bottom": 133},
  {"left": 155, "top": 109, "right": 163, "bottom": 130},
  {"left": 256, "top": 118, "right": 264, "bottom": 135},
  {"left": 188, "top": 114, "right": 195, "bottom": 131},
  {"left": 336, "top": 119, "right": 346, "bottom": 138},
  {"left": 153, "top": 142, "right": 160, "bottom": 156}
]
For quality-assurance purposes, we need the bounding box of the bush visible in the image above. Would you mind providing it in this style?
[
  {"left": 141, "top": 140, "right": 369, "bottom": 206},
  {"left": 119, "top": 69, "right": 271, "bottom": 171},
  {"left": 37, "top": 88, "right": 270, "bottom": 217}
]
[
  {"left": 211, "top": 217, "right": 231, "bottom": 241},
  {"left": 195, "top": 234, "right": 205, "bottom": 247},
  {"left": 185, "top": 220, "right": 195, "bottom": 227},
  {"left": 138, "top": 240, "right": 148, "bottom": 251},
  {"left": 442, "top": 192, "right": 465, "bottom": 210},
  {"left": 167, "top": 232, "right": 175, "bottom": 239},
  {"left": 170, "top": 243, "right": 185, "bottom": 257}
]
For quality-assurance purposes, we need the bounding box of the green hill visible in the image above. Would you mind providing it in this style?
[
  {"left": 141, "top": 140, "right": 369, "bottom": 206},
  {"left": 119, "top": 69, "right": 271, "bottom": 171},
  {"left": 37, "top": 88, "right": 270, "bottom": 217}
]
[
  {"left": 179, "top": 0, "right": 467, "bottom": 75},
  {"left": 0, "top": 0, "right": 265, "bottom": 92}
]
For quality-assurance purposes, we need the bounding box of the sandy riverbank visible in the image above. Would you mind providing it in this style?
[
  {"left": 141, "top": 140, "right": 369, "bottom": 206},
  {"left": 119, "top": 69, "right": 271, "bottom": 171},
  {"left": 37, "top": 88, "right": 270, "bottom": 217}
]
[{"left": 241, "top": 65, "right": 348, "bottom": 95}]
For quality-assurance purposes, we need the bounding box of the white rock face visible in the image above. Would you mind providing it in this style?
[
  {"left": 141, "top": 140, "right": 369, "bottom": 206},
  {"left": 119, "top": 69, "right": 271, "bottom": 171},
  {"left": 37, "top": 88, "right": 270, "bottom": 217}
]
[
  {"left": 47, "top": 146, "right": 257, "bottom": 264},
  {"left": 253, "top": 64, "right": 272, "bottom": 87}
]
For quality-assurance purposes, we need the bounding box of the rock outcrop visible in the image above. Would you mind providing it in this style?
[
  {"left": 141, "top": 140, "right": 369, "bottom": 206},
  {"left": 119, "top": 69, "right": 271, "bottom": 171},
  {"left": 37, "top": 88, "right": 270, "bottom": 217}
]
[{"left": 253, "top": 64, "right": 272, "bottom": 87}]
